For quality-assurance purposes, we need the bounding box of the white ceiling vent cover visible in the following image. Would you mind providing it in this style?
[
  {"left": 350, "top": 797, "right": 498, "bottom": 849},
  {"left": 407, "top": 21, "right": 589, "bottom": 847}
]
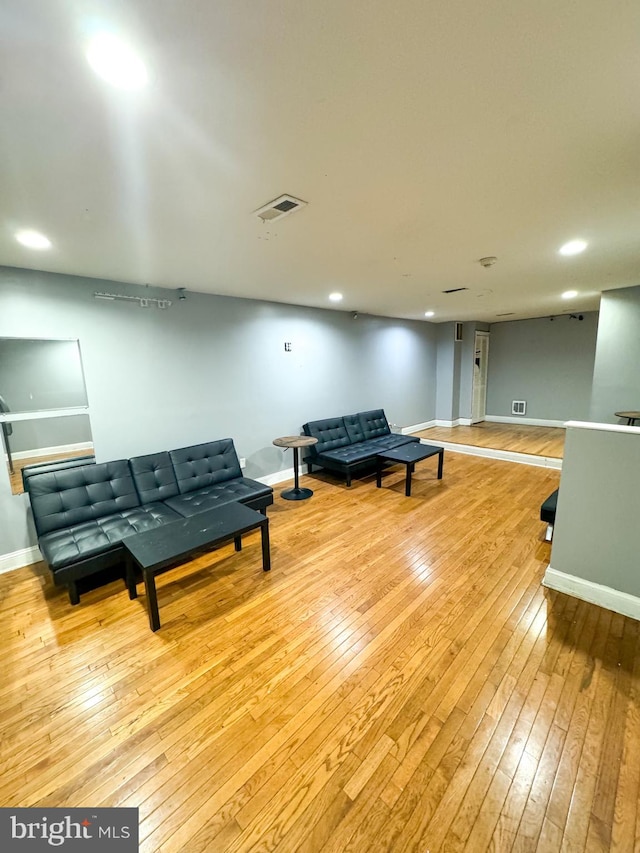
[{"left": 254, "top": 194, "right": 307, "bottom": 222}]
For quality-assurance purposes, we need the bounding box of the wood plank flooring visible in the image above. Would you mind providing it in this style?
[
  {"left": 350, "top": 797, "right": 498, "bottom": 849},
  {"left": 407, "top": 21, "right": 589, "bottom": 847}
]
[
  {"left": 416, "top": 423, "right": 565, "bottom": 459},
  {"left": 1, "top": 450, "right": 638, "bottom": 852}
]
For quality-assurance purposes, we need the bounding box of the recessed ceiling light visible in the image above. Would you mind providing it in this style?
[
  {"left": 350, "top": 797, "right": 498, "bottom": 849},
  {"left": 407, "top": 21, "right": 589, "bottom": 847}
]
[
  {"left": 15, "top": 229, "right": 52, "bottom": 250},
  {"left": 329, "top": 292, "right": 343, "bottom": 303},
  {"left": 424, "top": 311, "right": 435, "bottom": 318},
  {"left": 562, "top": 290, "right": 578, "bottom": 300},
  {"left": 559, "top": 239, "right": 587, "bottom": 256},
  {"left": 86, "top": 33, "right": 148, "bottom": 90}
]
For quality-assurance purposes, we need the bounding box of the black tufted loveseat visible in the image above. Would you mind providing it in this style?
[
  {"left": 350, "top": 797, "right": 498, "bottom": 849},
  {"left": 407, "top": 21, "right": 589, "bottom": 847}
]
[
  {"left": 25, "top": 439, "right": 273, "bottom": 605},
  {"left": 302, "top": 409, "right": 420, "bottom": 486}
]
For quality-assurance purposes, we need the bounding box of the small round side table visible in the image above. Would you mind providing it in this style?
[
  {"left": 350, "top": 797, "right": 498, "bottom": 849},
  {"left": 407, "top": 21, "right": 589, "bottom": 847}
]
[
  {"left": 273, "top": 435, "right": 318, "bottom": 500},
  {"left": 615, "top": 410, "right": 640, "bottom": 426}
]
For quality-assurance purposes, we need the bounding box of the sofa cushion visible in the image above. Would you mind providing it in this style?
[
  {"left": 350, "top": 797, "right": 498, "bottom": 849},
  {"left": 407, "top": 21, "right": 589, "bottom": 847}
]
[
  {"left": 164, "top": 477, "right": 274, "bottom": 517},
  {"left": 129, "top": 451, "right": 179, "bottom": 504},
  {"left": 21, "top": 456, "right": 96, "bottom": 490},
  {"left": 302, "top": 417, "right": 352, "bottom": 455},
  {"left": 343, "top": 413, "right": 365, "bottom": 443},
  {"left": 317, "top": 433, "right": 418, "bottom": 465},
  {"left": 362, "top": 434, "right": 419, "bottom": 451},
  {"left": 359, "top": 409, "right": 391, "bottom": 440},
  {"left": 170, "top": 440, "right": 242, "bottom": 494},
  {"left": 317, "top": 445, "right": 380, "bottom": 465},
  {"left": 27, "top": 460, "right": 140, "bottom": 537},
  {"left": 38, "top": 502, "right": 181, "bottom": 570}
]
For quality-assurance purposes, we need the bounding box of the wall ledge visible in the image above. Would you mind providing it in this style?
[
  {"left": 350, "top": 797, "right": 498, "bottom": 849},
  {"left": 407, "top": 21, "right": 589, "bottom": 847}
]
[
  {"left": 543, "top": 566, "right": 640, "bottom": 622},
  {"left": 564, "top": 420, "right": 640, "bottom": 434}
]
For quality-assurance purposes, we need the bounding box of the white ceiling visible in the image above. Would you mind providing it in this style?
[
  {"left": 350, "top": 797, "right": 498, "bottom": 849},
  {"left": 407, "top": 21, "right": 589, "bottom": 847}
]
[{"left": 1, "top": 1, "right": 639, "bottom": 323}]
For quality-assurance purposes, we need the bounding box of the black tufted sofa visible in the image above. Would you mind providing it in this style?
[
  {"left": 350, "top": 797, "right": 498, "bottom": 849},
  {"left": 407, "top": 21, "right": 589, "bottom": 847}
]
[
  {"left": 25, "top": 439, "right": 273, "bottom": 605},
  {"left": 302, "top": 409, "right": 420, "bottom": 486}
]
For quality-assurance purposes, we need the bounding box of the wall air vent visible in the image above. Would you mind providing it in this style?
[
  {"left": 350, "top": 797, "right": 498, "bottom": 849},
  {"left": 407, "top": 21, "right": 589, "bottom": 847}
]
[
  {"left": 454, "top": 322, "right": 463, "bottom": 342},
  {"left": 442, "top": 287, "right": 469, "bottom": 294},
  {"left": 253, "top": 194, "right": 307, "bottom": 222},
  {"left": 512, "top": 400, "right": 526, "bottom": 415},
  {"left": 496, "top": 312, "right": 515, "bottom": 317}
]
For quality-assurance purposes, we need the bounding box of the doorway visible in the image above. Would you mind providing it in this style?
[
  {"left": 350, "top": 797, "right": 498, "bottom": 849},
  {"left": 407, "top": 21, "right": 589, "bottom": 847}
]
[{"left": 471, "top": 331, "right": 490, "bottom": 424}]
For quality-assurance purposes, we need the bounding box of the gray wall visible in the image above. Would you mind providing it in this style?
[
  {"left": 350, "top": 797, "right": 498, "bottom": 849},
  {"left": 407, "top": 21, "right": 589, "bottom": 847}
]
[
  {"left": 0, "top": 266, "right": 438, "bottom": 555},
  {"left": 486, "top": 313, "right": 599, "bottom": 421},
  {"left": 589, "top": 286, "right": 640, "bottom": 424},
  {"left": 436, "top": 323, "right": 462, "bottom": 421},
  {"left": 550, "top": 423, "right": 640, "bottom": 598}
]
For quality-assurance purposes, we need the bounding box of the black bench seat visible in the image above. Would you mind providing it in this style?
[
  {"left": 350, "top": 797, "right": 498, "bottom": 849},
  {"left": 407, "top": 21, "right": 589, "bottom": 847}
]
[
  {"left": 540, "top": 488, "right": 559, "bottom": 541},
  {"left": 302, "top": 409, "right": 420, "bottom": 486}
]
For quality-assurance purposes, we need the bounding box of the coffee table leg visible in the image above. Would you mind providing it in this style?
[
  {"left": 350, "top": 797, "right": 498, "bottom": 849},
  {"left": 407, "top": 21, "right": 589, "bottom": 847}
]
[
  {"left": 234, "top": 535, "right": 242, "bottom": 552},
  {"left": 125, "top": 553, "right": 138, "bottom": 600},
  {"left": 406, "top": 463, "right": 413, "bottom": 497},
  {"left": 437, "top": 449, "right": 444, "bottom": 479},
  {"left": 261, "top": 519, "right": 271, "bottom": 572},
  {"left": 144, "top": 569, "right": 161, "bottom": 632},
  {"left": 376, "top": 457, "right": 382, "bottom": 488}
]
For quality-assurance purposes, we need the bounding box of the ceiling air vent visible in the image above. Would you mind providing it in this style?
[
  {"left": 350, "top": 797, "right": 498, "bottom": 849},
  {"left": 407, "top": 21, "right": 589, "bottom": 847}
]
[
  {"left": 253, "top": 194, "right": 307, "bottom": 222},
  {"left": 442, "top": 287, "right": 469, "bottom": 294}
]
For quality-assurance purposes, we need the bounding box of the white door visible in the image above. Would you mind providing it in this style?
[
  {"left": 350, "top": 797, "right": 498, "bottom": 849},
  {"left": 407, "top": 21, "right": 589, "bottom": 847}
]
[{"left": 471, "top": 332, "right": 490, "bottom": 424}]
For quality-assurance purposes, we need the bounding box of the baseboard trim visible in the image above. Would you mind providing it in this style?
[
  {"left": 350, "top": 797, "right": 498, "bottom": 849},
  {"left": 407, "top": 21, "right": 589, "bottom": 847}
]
[
  {"left": 11, "top": 441, "right": 94, "bottom": 462},
  {"left": 0, "top": 545, "right": 42, "bottom": 574},
  {"left": 417, "top": 439, "right": 562, "bottom": 469},
  {"left": 258, "top": 467, "right": 297, "bottom": 488},
  {"left": 543, "top": 567, "right": 640, "bottom": 621},
  {"left": 485, "top": 415, "right": 566, "bottom": 428},
  {"left": 402, "top": 420, "right": 435, "bottom": 434}
]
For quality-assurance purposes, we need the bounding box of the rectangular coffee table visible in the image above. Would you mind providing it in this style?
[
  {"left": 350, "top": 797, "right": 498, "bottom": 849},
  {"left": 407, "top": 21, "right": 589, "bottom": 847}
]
[
  {"left": 124, "top": 503, "right": 270, "bottom": 631},
  {"left": 376, "top": 443, "right": 444, "bottom": 497}
]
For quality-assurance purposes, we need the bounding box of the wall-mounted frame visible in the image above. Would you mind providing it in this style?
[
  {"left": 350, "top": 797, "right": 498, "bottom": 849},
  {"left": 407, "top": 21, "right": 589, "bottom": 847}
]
[{"left": 0, "top": 338, "right": 94, "bottom": 495}]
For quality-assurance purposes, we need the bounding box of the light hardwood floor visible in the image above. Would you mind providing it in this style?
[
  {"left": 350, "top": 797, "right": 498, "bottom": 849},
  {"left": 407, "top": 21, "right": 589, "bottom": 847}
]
[
  {"left": 416, "top": 423, "right": 565, "bottom": 459},
  {"left": 1, "top": 451, "right": 637, "bottom": 852}
]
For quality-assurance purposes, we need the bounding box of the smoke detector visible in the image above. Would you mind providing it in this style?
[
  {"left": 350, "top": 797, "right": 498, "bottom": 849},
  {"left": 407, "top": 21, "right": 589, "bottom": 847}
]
[
  {"left": 479, "top": 256, "right": 498, "bottom": 268},
  {"left": 254, "top": 194, "right": 307, "bottom": 222}
]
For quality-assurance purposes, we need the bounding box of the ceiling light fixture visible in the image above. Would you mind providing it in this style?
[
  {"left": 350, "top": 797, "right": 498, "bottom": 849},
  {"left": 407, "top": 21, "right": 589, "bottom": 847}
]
[
  {"left": 86, "top": 33, "right": 148, "bottom": 90},
  {"left": 562, "top": 290, "right": 578, "bottom": 300},
  {"left": 15, "top": 230, "right": 52, "bottom": 250},
  {"left": 329, "top": 292, "right": 343, "bottom": 303},
  {"left": 559, "top": 239, "right": 587, "bottom": 256},
  {"left": 424, "top": 311, "right": 435, "bottom": 318}
]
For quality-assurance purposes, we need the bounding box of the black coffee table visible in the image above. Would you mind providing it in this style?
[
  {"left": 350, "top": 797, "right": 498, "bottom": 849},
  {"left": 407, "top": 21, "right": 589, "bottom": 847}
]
[
  {"left": 124, "top": 503, "right": 270, "bottom": 631},
  {"left": 376, "top": 443, "right": 444, "bottom": 497}
]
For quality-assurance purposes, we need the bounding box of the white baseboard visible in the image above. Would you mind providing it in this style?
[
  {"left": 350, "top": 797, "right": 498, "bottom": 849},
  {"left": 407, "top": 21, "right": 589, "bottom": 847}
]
[
  {"left": 543, "top": 567, "right": 640, "bottom": 622},
  {"left": 402, "top": 420, "right": 435, "bottom": 434},
  {"left": 485, "top": 416, "right": 566, "bottom": 428},
  {"left": 0, "top": 545, "right": 42, "bottom": 574},
  {"left": 10, "top": 441, "right": 94, "bottom": 462},
  {"left": 258, "top": 467, "right": 297, "bottom": 487},
  {"left": 417, "top": 438, "right": 562, "bottom": 469}
]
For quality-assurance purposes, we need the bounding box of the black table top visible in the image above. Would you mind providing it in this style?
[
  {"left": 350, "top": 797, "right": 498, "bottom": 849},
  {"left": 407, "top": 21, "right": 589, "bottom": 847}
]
[
  {"left": 123, "top": 503, "right": 266, "bottom": 571},
  {"left": 377, "top": 443, "right": 443, "bottom": 464}
]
